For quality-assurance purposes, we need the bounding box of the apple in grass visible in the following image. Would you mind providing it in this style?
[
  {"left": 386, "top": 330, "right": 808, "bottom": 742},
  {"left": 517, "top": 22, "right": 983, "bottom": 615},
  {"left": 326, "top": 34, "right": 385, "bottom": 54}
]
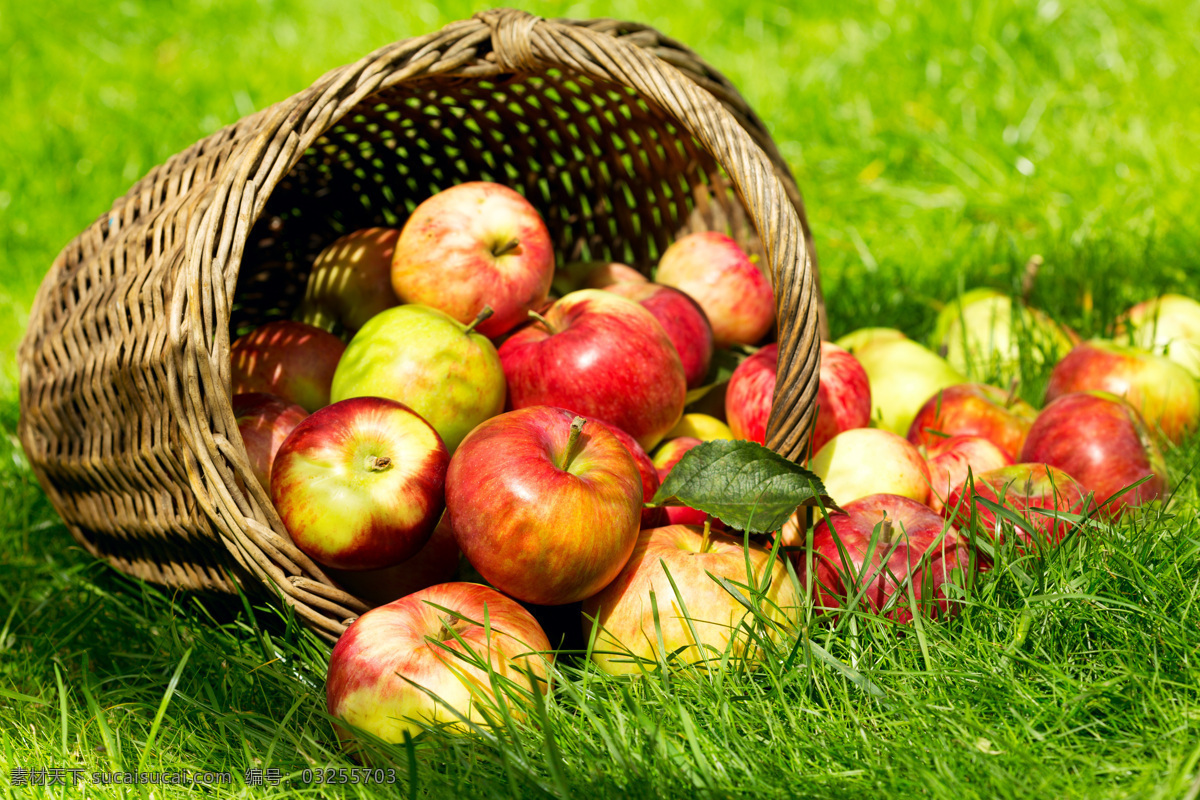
[
  {"left": 327, "top": 582, "right": 552, "bottom": 743},
  {"left": 809, "top": 428, "right": 931, "bottom": 507},
  {"left": 1116, "top": 293, "right": 1200, "bottom": 377},
  {"left": 834, "top": 327, "right": 908, "bottom": 355},
  {"left": 907, "top": 383, "right": 1037, "bottom": 461},
  {"left": 294, "top": 227, "right": 400, "bottom": 336},
  {"left": 1044, "top": 339, "right": 1200, "bottom": 444},
  {"left": 798, "top": 494, "right": 973, "bottom": 622},
  {"left": 654, "top": 231, "right": 774, "bottom": 348},
  {"left": 1020, "top": 391, "right": 1168, "bottom": 518},
  {"left": 331, "top": 304, "right": 505, "bottom": 453},
  {"left": 945, "top": 463, "right": 1090, "bottom": 550},
  {"left": 232, "top": 392, "right": 308, "bottom": 492},
  {"left": 390, "top": 181, "right": 554, "bottom": 339},
  {"left": 230, "top": 320, "right": 346, "bottom": 413},
  {"left": 445, "top": 407, "right": 643, "bottom": 605},
  {"left": 271, "top": 396, "right": 449, "bottom": 571},
  {"left": 923, "top": 435, "right": 1013, "bottom": 515},
  {"left": 583, "top": 523, "right": 799, "bottom": 675},
  {"left": 603, "top": 282, "right": 714, "bottom": 389},
  {"left": 324, "top": 512, "right": 461, "bottom": 607},
  {"left": 853, "top": 338, "right": 967, "bottom": 435},
  {"left": 499, "top": 289, "right": 687, "bottom": 452}
]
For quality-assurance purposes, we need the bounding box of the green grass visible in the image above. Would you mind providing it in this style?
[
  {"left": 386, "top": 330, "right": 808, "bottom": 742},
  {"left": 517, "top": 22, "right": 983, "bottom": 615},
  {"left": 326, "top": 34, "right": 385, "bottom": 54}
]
[{"left": 2, "top": 0, "right": 1200, "bottom": 797}]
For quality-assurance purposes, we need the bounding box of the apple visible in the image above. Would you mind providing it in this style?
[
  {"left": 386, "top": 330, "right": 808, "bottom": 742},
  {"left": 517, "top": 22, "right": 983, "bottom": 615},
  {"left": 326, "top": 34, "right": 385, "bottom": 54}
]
[
  {"left": 798, "top": 494, "right": 973, "bottom": 622},
  {"left": 271, "top": 396, "right": 449, "bottom": 571},
  {"left": 552, "top": 261, "right": 647, "bottom": 296},
  {"left": 665, "top": 413, "right": 734, "bottom": 442},
  {"left": 325, "top": 512, "right": 461, "bottom": 607},
  {"left": 232, "top": 392, "right": 308, "bottom": 492},
  {"left": 809, "top": 428, "right": 931, "bottom": 507},
  {"left": 654, "top": 231, "right": 774, "bottom": 348},
  {"left": 326, "top": 582, "right": 552, "bottom": 742},
  {"left": 907, "top": 383, "right": 1037, "bottom": 461},
  {"left": 445, "top": 407, "right": 643, "bottom": 605},
  {"left": 294, "top": 227, "right": 400, "bottom": 336},
  {"left": 603, "top": 281, "right": 714, "bottom": 389},
  {"left": 923, "top": 435, "right": 1013, "bottom": 515},
  {"left": 1020, "top": 391, "right": 1168, "bottom": 517},
  {"left": 725, "top": 343, "right": 778, "bottom": 445},
  {"left": 583, "top": 524, "right": 799, "bottom": 675},
  {"left": 390, "top": 181, "right": 554, "bottom": 339},
  {"left": 853, "top": 338, "right": 967, "bottom": 435},
  {"left": 833, "top": 327, "right": 908, "bottom": 355},
  {"left": 944, "top": 463, "right": 1089, "bottom": 550},
  {"left": 1116, "top": 293, "right": 1200, "bottom": 377},
  {"left": 593, "top": 419, "right": 667, "bottom": 530},
  {"left": 230, "top": 320, "right": 346, "bottom": 413},
  {"left": 499, "top": 289, "right": 687, "bottom": 452},
  {"left": 934, "top": 289, "right": 1076, "bottom": 383},
  {"left": 1044, "top": 339, "right": 1200, "bottom": 444},
  {"left": 330, "top": 304, "right": 505, "bottom": 453}
]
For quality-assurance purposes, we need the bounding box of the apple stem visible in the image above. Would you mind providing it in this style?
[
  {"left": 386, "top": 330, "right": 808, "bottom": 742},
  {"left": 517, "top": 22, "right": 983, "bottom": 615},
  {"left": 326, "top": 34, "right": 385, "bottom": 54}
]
[
  {"left": 492, "top": 238, "right": 521, "bottom": 258},
  {"left": 529, "top": 309, "right": 559, "bottom": 335},
  {"left": 365, "top": 455, "right": 392, "bottom": 472},
  {"left": 1004, "top": 377, "right": 1021, "bottom": 409},
  {"left": 878, "top": 517, "right": 893, "bottom": 547},
  {"left": 465, "top": 305, "right": 495, "bottom": 335},
  {"left": 560, "top": 416, "right": 586, "bottom": 471},
  {"left": 1020, "top": 254, "right": 1043, "bottom": 302},
  {"left": 700, "top": 517, "right": 712, "bottom": 553}
]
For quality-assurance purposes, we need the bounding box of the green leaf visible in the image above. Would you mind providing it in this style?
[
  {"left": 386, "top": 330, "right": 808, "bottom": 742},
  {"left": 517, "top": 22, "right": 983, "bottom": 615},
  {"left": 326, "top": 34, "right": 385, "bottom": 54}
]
[
  {"left": 684, "top": 348, "right": 750, "bottom": 405},
  {"left": 650, "top": 439, "right": 832, "bottom": 534}
]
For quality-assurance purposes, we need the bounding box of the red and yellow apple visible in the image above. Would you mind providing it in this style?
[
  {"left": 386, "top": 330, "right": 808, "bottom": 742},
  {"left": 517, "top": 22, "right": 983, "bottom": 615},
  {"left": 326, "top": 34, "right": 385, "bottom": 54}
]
[
  {"left": 230, "top": 320, "right": 346, "bottom": 413},
  {"left": 603, "top": 281, "right": 714, "bottom": 389},
  {"left": 923, "top": 434, "right": 1013, "bottom": 515},
  {"left": 907, "top": 383, "right": 1037, "bottom": 461},
  {"left": 944, "top": 462, "right": 1089, "bottom": 550},
  {"left": 809, "top": 428, "right": 931, "bottom": 507},
  {"left": 232, "top": 392, "right": 308, "bottom": 492}
]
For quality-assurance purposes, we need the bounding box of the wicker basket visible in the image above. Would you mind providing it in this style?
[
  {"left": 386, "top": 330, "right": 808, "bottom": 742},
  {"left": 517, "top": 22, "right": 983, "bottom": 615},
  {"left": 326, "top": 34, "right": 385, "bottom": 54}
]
[{"left": 18, "top": 8, "right": 824, "bottom": 639}]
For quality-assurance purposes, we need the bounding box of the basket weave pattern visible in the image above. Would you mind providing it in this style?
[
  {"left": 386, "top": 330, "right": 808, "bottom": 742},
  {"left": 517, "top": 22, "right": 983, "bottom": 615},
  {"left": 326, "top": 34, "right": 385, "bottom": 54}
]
[{"left": 19, "top": 9, "right": 823, "bottom": 637}]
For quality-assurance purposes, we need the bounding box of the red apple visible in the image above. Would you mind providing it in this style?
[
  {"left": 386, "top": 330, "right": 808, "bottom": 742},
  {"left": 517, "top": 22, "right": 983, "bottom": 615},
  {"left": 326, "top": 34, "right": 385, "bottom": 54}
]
[
  {"left": 1020, "top": 391, "right": 1168, "bottom": 517},
  {"left": 651, "top": 436, "right": 723, "bottom": 529},
  {"left": 326, "top": 582, "right": 552, "bottom": 743},
  {"left": 907, "top": 383, "right": 1037, "bottom": 461},
  {"left": 325, "top": 512, "right": 461, "bottom": 607},
  {"left": 809, "top": 428, "right": 931, "bottom": 507},
  {"left": 390, "top": 182, "right": 554, "bottom": 339},
  {"left": 923, "top": 435, "right": 1013, "bottom": 515},
  {"left": 1045, "top": 339, "right": 1200, "bottom": 444},
  {"left": 799, "top": 494, "right": 972, "bottom": 622},
  {"left": 230, "top": 320, "right": 346, "bottom": 413},
  {"left": 945, "top": 463, "right": 1089, "bottom": 550},
  {"left": 445, "top": 407, "right": 643, "bottom": 605},
  {"left": 232, "top": 392, "right": 308, "bottom": 492},
  {"left": 593, "top": 419, "right": 667, "bottom": 530},
  {"left": 725, "top": 343, "right": 777, "bottom": 445},
  {"left": 655, "top": 231, "right": 775, "bottom": 348},
  {"left": 499, "top": 289, "right": 687, "bottom": 452},
  {"left": 583, "top": 524, "right": 799, "bottom": 674},
  {"left": 271, "top": 397, "right": 449, "bottom": 571},
  {"left": 603, "top": 282, "right": 714, "bottom": 389},
  {"left": 295, "top": 227, "right": 400, "bottom": 335}
]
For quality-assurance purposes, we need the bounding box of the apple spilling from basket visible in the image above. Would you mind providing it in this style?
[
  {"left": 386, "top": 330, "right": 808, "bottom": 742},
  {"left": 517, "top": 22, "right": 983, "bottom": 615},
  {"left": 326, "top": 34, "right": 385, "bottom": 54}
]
[{"left": 227, "top": 180, "right": 1198, "bottom": 743}]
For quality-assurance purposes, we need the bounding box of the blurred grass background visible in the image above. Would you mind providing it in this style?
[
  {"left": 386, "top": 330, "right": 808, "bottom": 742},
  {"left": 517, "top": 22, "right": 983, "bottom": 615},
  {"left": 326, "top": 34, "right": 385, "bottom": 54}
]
[{"left": 2, "top": 1, "right": 1200, "bottom": 798}]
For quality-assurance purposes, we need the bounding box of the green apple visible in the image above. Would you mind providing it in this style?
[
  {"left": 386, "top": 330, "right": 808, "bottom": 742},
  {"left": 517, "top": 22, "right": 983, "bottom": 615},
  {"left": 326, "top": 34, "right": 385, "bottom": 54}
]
[
  {"left": 1117, "top": 293, "right": 1200, "bottom": 378},
  {"left": 854, "top": 338, "right": 967, "bottom": 435},
  {"left": 330, "top": 305, "right": 505, "bottom": 453},
  {"left": 934, "top": 289, "right": 1076, "bottom": 383},
  {"left": 832, "top": 326, "right": 908, "bottom": 356}
]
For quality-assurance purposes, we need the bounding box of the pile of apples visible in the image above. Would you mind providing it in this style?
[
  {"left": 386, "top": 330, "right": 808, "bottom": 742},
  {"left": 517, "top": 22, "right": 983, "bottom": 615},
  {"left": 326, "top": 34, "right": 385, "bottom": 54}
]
[{"left": 227, "top": 178, "right": 1199, "bottom": 745}]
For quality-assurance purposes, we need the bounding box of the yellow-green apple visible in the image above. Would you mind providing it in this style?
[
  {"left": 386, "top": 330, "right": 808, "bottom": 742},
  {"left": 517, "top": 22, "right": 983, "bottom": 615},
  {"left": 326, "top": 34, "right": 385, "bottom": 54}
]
[
  {"left": 1044, "top": 339, "right": 1200, "bottom": 444},
  {"left": 853, "top": 338, "right": 967, "bottom": 435},
  {"left": 945, "top": 463, "right": 1089, "bottom": 550},
  {"left": 666, "top": 413, "right": 734, "bottom": 442},
  {"left": 809, "top": 428, "right": 930, "bottom": 507},
  {"left": 654, "top": 231, "right": 774, "bottom": 348},
  {"left": 923, "top": 434, "right": 1013, "bottom": 514},
  {"left": 330, "top": 304, "right": 505, "bottom": 453},
  {"left": 934, "top": 289, "right": 1076, "bottom": 382},
  {"left": 498, "top": 289, "right": 687, "bottom": 452},
  {"left": 651, "top": 436, "right": 724, "bottom": 529},
  {"left": 326, "top": 582, "right": 552, "bottom": 743},
  {"left": 325, "top": 512, "right": 461, "bottom": 607},
  {"left": 1116, "top": 293, "right": 1200, "bottom": 377},
  {"left": 294, "top": 228, "right": 400, "bottom": 336},
  {"left": 271, "top": 397, "right": 449, "bottom": 571},
  {"left": 907, "top": 383, "right": 1037, "bottom": 461},
  {"left": 582, "top": 524, "right": 799, "bottom": 675},
  {"left": 799, "top": 493, "right": 972, "bottom": 622},
  {"left": 833, "top": 326, "right": 908, "bottom": 355},
  {"left": 593, "top": 419, "right": 667, "bottom": 530},
  {"left": 230, "top": 320, "right": 346, "bottom": 413},
  {"left": 232, "top": 392, "right": 308, "bottom": 492},
  {"left": 445, "top": 407, "right": 643, "bottom": 605},
  {"left": 1020, "top": 391, "right": 1168, "bottom": 517},
  {"left": 390, "top": 181, "right": 554, "bottom": 339},
  {"left": 603, "top": 282, "right": 714, "bottom": 389}
]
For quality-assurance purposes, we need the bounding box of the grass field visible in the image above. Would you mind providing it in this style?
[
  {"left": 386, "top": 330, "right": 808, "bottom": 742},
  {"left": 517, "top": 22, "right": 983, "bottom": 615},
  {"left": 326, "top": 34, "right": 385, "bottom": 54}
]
[{"left": 2, "top": 0, "right": 1199, "bottom": 797}]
